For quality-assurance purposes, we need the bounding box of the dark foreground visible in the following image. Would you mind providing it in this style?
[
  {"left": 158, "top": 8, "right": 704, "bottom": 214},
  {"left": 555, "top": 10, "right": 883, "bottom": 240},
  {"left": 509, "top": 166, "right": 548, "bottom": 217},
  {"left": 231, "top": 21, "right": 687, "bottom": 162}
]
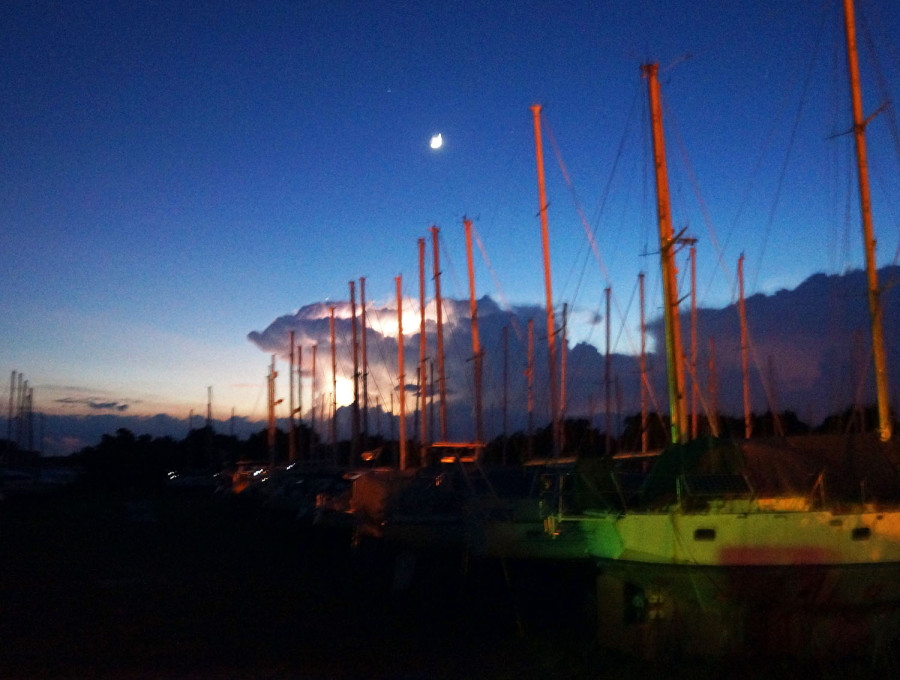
[{"left": 0, "top": 486, "right": 890, "bottom": 679}]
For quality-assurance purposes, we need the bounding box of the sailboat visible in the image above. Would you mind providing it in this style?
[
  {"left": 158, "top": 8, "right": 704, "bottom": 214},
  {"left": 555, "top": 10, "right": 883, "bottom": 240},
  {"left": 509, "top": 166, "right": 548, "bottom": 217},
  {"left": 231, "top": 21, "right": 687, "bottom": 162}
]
[
  {"left": 546, "top": 2, "right": 900, "bottom": 660},
  {"left": 345, "top": 221, "right": 589, "bottom": 562}
]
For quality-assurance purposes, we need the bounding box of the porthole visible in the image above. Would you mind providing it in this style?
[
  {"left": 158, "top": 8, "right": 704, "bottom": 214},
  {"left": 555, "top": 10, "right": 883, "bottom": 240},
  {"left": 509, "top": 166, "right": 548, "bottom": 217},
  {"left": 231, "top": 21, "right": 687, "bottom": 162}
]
[
  {"left": 852, "top": 527, "right": 871, "bottom": 541},
  {"left": 694, "top": 528, "right": 716, "bottom": 541}
]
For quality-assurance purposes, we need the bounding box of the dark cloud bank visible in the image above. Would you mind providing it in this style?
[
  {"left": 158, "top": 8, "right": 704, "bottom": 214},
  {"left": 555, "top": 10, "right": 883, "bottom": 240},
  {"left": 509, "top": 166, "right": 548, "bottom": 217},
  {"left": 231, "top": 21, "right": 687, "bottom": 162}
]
[{"left": 26, "top": 267, "right": 900, "bottom": 455}]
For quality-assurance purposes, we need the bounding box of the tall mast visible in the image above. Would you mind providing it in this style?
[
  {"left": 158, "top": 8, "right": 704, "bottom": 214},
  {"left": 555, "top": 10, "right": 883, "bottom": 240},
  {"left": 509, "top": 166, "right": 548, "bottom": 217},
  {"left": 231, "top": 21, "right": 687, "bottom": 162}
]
[
  {"left": 430, "top": 226, "right": 448, "bottom": 439},
  {"left": 16, "top": 374, "right": 23, "bottom": 446},
  {"left": 843, "top": 0, "right": 891, "bottom": 441},
  {"left": 26, "top": 387, "right": 33, "bottom": 452},
  {"left": 527, "top": 318, "right": 535, "bottom": 460},
  {"left": 311, "top": 344, "right": 318, "bottom": 458},
  {"left": 502, "top": 324, "right": 509, "bottom": 465},
  {"left": 605, "top": 287, "right": 612, "bottom": 455},
  {"left": 690, "top": 245, "right": 698, "bottom": 439},
  {"left": 267, "top": 356, "right": 277, "bottom": 465},
  {"left": 289, "top": 331, "right": 296, "bottom": 462},
  {"left": 708, "top": 336, "right": 719, "bottom": 436},
  {"left": 330, "top": 306, "right": 337, "bottom": 466},
  {"left": 531, "top": 104, "right": 560, "bottom": 458},
  {"left": 464, "top": 217, "right": 484, "bottom": 444},
  {"left": 429, "top": 361, "right": 435, "bottom": 451},
  {"left": 418, "top": 237, "right": 428, "bottom": 458},
  {"left": 7, "top": 370, "right": 15, "bottom": 445},
  {"left": 561, "top": 303, "right": 568, "bottom": 453},
  {"left": 738, "top": 254, "right": 752, "bottom": 439},
  {"left": 642, "top": 63, "right": 687, "bottom": 444},
  {"left": 297, "top": 343, "right": 303, "bottom": 460},
  {"left": 349, "top": 281, "right": 360, "bottom": 459},
  {"left": 639, "top": 274, "right": 648, "bottom": 453},
  {"left": 360, "top": 277, "right": 369, "bottom": 449},
  {"left": 396, "top": 276, "right": 407, "bottom": 469}
]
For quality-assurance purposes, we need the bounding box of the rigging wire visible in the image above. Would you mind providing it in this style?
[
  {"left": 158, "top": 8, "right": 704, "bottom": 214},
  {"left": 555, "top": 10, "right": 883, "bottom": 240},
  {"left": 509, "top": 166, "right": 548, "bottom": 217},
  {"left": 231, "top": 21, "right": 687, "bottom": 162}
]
[
  {"left": 543, "top": 120, "right": 652, "bottom": 364},
  {"left": 437, "top": 234, "right": 478, "bottom": 382},
  {"left": 543, "top": 118, "right": 613, "bottom": 295},
  {"left": 364, "top": 300, "right": 395, "bottom": 413},
  {"left": 858, "top": 1, "right": 900, "bottom": 279},
  {"left": 588, "top": 85, "right": 644, "bottom": 272},
  {"left": 471, "top": 223, "right": 525, "bottom": 345},
  {"left": 665, "top": 106, "right": 729, "bottom": 305},
  {"left": 247, "top": 378, "right": 265, "bottom": 424},
  {"left": 827, "top": 9, "right": 857, "bottom": 275},
  {"left": 334, "top": 312, "right": 354, "bottom": 401},
  {"left": 749, "top": 6, "right": 828, "bottom": 293},
  {"left": 540, "top": 103, "right": 672, "bottom": 417},
  {"left": 466, "top": 223, "right": 511, "bottom": 429}
]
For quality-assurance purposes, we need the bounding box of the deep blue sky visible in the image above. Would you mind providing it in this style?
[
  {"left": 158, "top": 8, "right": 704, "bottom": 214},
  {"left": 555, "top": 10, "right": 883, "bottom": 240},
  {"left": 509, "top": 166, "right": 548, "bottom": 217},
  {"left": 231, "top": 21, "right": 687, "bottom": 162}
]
[{"left": 3, "top": 0, "right": 899, "bottom": 432}]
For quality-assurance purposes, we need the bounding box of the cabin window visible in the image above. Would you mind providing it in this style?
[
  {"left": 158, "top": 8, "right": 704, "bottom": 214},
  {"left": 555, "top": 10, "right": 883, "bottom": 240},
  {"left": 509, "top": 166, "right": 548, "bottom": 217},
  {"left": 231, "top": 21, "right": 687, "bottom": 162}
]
[
  {"left": 852, "top": 527, "right": 871, "bottom": 541},
  {"left": 693, "top": 528, "right": 716, "bottom": 541}
]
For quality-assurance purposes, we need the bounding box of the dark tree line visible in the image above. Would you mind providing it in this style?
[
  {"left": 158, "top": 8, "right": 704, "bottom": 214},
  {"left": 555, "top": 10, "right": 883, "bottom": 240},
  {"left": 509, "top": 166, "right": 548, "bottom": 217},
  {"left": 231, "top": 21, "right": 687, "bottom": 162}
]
[
  {"left": 70, "top": 424, "right": 318, "bottom": 491},
  {"left": 54, "top": 402, "right": 898, "bottom": 492}
]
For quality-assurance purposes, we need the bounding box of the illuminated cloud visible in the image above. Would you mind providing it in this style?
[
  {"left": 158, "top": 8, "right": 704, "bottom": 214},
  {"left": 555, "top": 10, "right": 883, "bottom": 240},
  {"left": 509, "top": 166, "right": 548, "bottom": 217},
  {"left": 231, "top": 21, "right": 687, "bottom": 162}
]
[
  {"left": 248, "top": 267, "right": 900, "bottom": 437},
  {"left": 247, "top": 296, "right": 561, "bottom": 438}
]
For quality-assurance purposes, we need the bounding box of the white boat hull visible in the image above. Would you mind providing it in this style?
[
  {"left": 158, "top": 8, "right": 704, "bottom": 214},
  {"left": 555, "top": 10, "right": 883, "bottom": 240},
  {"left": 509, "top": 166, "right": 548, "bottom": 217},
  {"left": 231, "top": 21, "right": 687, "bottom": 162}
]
[{"left": 558, "top": 506, "right": 900, "bottom": 658}]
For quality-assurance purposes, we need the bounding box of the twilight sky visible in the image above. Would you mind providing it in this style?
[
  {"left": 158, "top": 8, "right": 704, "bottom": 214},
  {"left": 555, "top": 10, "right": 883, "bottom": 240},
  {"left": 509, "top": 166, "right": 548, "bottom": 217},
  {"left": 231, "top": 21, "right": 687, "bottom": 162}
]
[{"left": 3, "top": 0, "right": 900, "bottom": 446}]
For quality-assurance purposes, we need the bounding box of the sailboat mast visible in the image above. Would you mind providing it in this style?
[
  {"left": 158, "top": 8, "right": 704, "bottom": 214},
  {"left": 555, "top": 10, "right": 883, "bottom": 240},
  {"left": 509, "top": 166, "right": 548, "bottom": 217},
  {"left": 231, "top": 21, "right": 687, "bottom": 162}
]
[
  {"left": 690, "top": 245, "right": 698, "bottom": 439},
  {"left": 639, "top": 274, "right": 648, "bottom": 453},
  {"left": 605, "top": 288, "right": 612, "bottom": 455},
  {"left": 289, "top": 331, "right": 296, "bottom": 462},
  {"left": 464, "top": 218, "right": 484, "bottom": 444},
  {"left": 311, "top": 344, "right": 317, "bottom": 458},
  {"left": 642, "top": 63, "right": 688, "bottom": 444},
  {"left": 531, "top": 104, "right": 561, "bottom": 458},
  {"left": 330, "top": 306, "right": 337, "bottom": 466},
  {"left": 561, "top": 303, "right": 568, "bottom": 452},
  {"left": 843, "top": 0, "right": 891, "bottom": 442},
  {"left": 267, "top": 356, "right": 276, "bottom": 464},
  {"left": 297, "top": 343, "right": 303, "bottom": 460},
  {"left": 502, "top": 324, "right": 509, "bottom": 464},
  {"left": 527, "top": 318, "right": 535, "bottom": 460},
  {"left": 738, "top": 254, "right": 752, "bottom": 439},
  {"left": 418, "top": 237, "right": 428, "bottom": 457},
  {"left": 7, "top": 370, "right": 15, "bottom": 444},
  {"left": 26, "top": 388, "right": 33, "bottom": 452},
  {"left": 708, "top": 336, "right": 720, "bottom": 437},
  {"left": 430, "top": 226, "right": 448, "bottom": 440},
  {"left": 396, "top": 275, "right": 408, "bottom": 470},
  {"left": 360, "top": 277, "right": 368, "bottom": 449},
  {"left": 16, "top": 374, "right": 24, "bottom": 446},
  {"left": 350, "top": 281, "right": 360, "bottom": 459}
]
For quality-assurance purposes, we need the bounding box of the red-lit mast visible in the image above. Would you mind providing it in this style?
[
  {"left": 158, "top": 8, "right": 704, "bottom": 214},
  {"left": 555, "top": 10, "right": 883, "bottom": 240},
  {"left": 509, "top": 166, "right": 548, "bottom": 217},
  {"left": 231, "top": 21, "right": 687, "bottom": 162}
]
[
  {"left": 530, "top": 104, "right": 560, "bottom": 458},
  {"left": 642, "top": 63, "right": 687, "bottom": 444}
]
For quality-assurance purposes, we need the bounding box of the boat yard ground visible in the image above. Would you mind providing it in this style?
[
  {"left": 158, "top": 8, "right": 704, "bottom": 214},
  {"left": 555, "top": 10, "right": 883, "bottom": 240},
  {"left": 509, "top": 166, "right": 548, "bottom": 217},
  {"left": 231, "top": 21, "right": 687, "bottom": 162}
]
[{"left": 0, "top": 485, "right": 889, "bottom": 679}]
